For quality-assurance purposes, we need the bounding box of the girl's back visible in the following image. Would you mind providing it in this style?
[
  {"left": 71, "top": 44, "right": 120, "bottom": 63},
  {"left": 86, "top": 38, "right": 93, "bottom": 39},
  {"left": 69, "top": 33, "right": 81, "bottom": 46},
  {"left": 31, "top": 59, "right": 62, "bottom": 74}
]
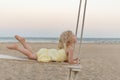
[{"left": 36, "top": 48, "right": 67, "bottom": 62}]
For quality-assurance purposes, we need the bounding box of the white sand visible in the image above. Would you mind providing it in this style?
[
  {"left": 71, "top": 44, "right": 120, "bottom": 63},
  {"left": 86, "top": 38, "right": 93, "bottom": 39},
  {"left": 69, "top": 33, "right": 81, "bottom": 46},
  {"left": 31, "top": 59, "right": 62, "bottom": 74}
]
[{"left": 0, "top": 42, "right": 120, "bottom": 80}]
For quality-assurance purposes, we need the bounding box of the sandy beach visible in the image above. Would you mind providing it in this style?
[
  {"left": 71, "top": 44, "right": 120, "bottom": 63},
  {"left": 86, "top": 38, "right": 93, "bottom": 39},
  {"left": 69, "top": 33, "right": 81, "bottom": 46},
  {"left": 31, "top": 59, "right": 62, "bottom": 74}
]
[{"left": 0, "top": 42, "right": 120, "bottom": 80}]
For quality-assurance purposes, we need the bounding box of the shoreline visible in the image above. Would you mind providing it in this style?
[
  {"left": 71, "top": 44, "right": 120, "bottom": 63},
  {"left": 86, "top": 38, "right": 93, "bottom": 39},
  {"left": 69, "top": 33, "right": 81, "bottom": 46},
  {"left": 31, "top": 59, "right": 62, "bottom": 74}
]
[{"left": 1, "top": 41, "right": 120, "bottom": 44}]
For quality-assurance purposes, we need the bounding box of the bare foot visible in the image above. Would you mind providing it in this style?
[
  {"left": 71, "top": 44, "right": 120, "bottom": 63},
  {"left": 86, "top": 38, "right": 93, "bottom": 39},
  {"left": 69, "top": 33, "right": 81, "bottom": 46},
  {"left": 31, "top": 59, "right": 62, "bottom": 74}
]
[
  {"left": 7, "top": 44, "right": 18, "bottom": 50},
  {"left": 15, "top": 35, "right": 25, "bottom": 43}
]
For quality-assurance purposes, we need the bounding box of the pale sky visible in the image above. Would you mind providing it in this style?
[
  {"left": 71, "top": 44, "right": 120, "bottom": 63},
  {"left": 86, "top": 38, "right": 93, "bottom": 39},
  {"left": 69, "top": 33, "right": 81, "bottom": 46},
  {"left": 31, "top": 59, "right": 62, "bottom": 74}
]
[{"left": 0, "top": 0, "right": 120, "bottom": 38}]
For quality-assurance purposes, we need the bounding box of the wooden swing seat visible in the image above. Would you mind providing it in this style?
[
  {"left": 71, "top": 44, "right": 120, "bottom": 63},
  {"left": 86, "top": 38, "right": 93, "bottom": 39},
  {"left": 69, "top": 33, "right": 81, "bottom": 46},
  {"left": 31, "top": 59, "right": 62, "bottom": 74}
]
[{"left": 0, "top": 54, "right": 82, "bottom": 80}]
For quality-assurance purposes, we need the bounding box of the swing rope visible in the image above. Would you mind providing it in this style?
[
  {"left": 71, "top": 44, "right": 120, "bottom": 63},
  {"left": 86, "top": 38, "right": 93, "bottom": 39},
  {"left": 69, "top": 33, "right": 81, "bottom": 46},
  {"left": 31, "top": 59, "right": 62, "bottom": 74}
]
[
  {"left": 75, "top": 0, "right": 88, "bottom": 62},
  {"left": 75, "top": 0, "right": 82, "bottom": 36}
]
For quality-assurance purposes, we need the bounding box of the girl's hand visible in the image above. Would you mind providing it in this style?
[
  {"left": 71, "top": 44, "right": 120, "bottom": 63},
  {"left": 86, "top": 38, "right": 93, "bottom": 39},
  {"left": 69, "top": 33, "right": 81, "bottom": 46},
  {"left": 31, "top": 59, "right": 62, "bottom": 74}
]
[{"left": 74, "top": 58, "right": 80, "bottom": 64}]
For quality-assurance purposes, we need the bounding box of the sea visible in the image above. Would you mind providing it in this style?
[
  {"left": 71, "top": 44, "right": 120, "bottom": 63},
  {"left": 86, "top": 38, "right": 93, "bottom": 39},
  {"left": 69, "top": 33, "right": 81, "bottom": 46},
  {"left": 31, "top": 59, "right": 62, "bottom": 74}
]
[{"left": 0, "top": 37, "right": 120, "bottom": 43}]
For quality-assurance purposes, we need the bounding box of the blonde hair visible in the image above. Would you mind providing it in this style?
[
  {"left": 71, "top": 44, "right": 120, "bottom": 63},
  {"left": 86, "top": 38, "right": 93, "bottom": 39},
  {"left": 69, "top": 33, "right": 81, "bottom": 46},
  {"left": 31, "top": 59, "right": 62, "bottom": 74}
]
[{"left": 58, "top": 30, "right": 74, "bottom": 49}]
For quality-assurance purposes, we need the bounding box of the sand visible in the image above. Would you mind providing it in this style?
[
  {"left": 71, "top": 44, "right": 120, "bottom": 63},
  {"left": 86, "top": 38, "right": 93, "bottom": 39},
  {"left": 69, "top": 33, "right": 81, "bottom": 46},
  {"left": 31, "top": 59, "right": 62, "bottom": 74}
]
[{"left": 0, "top": 42, "right": 120, "bottom": 80}]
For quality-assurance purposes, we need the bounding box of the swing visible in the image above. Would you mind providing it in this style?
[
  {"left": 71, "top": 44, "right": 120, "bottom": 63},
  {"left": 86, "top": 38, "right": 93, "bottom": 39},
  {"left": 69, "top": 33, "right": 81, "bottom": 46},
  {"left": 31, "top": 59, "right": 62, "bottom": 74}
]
[
  {"left": 67, "top": 0, "right": 87, "bottom": 80},
  {"left": 0, "top": 0, "right": 87, "bottom": 80}
]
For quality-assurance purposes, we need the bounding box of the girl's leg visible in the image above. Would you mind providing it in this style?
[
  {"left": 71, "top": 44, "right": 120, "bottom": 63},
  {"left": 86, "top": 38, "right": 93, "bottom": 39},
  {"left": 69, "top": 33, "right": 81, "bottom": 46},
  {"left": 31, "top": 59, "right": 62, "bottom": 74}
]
[
  {"left": 15, "top": 35, "right": 33, "bottom": 53},
  {"left": 7, "top": 44, "right": 37, "bottom": 60}
]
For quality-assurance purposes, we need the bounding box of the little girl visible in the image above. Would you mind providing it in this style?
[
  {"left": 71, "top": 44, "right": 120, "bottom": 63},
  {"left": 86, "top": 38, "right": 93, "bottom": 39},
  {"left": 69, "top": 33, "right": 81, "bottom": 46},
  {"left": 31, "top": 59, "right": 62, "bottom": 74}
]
[{"left": 7, "top": 30, "right": 79, "bottom": 64}]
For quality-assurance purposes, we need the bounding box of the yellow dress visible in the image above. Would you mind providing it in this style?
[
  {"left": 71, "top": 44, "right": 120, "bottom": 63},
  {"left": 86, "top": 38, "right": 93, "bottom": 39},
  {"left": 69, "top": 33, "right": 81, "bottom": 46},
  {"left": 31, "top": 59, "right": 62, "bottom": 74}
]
[{"left": 36, "top": 48, "right": 67, "bottom": 62}]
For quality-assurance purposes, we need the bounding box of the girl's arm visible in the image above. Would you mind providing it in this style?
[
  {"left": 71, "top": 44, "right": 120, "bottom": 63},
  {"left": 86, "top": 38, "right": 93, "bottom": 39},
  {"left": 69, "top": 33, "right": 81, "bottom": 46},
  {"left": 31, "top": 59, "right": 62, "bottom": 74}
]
[{"left": 67, "top": 47, "right": 78, "bottom": 64}]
